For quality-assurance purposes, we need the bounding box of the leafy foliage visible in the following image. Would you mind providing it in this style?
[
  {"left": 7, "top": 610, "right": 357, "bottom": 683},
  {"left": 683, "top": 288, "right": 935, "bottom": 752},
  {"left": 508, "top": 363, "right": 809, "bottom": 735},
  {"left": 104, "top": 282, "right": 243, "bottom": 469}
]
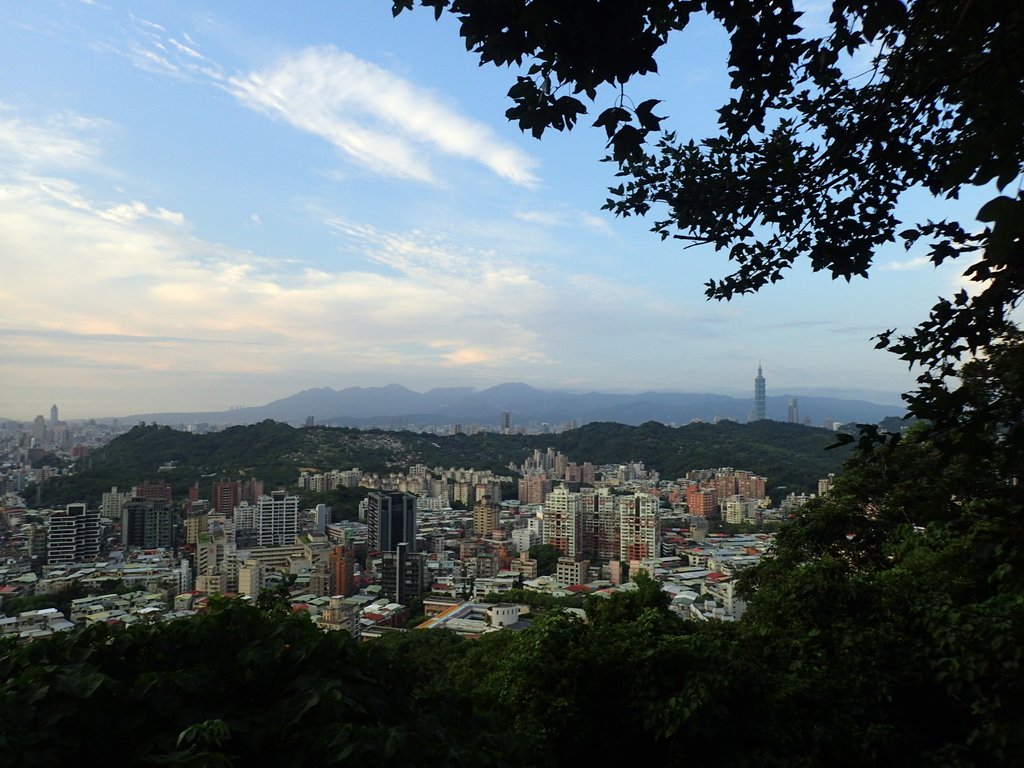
[
  {"left": 0, "top": 599, "right": 511, "bottom": 766},
  {"left": 527, "top": 543, "right": 562, "bottom": 576},
  {"left": 479, "top": 587, "right": 584, "bottom": 613}
]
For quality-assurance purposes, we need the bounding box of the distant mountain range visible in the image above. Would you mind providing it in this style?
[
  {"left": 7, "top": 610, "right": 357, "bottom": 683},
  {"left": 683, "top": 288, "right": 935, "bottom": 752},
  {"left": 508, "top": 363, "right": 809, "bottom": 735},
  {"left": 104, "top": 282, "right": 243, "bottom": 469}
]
[{"left": 124, "top": 382, "right": 904, "bottom": 429}]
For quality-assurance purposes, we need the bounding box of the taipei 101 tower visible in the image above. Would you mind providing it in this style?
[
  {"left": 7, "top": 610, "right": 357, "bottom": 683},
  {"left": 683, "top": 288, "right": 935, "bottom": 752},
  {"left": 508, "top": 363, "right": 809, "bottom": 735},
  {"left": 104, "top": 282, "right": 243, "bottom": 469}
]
[{"left": 753, "top": 364, "right": 766, "bottom": 421}]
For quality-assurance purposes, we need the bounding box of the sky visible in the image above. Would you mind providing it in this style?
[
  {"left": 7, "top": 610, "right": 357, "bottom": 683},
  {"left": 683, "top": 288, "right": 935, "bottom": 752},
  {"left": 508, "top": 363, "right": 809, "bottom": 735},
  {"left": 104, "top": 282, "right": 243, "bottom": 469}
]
[{"left": 0, "top": 1, "right": 990, "bottom": 419}]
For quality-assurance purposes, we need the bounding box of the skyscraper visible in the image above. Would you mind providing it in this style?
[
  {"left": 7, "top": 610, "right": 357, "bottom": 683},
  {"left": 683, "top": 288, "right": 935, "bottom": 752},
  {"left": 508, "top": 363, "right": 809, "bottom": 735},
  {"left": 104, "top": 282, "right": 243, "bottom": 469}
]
[
  {"left": 788, "top": 397, "right": 800, "bottom": 424},
  {"left": 365, "top": 491, "right": 417, "bottom": 553},
  {"left": 32, "top": 415, "right": 46, "bottom": 446},
  {"left": 50, "top": 404, "right": 59, "bottom": 427},
  {"left": 753, "top": 364, "right": 767, "bottom": 421}
]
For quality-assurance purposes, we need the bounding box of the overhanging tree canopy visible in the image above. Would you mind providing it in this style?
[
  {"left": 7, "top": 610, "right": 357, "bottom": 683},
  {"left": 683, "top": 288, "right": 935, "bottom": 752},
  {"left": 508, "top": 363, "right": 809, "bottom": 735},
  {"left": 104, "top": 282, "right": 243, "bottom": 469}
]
[{"left": 394, "top": 0, "right": 1024, "bottom": 408}]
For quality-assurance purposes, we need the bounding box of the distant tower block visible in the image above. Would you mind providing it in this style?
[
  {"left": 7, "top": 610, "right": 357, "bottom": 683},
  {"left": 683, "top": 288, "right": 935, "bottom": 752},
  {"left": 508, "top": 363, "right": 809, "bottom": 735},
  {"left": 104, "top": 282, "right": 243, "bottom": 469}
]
[
  {"left": 753, "top": 364, "right": 767, "bottom": 421},
  {"left": 50, "top": 404, "right": 59, "bottom": 426},
  {"left": 788, "top": 397, "right": 799, "bottom": 424},
  {"left": 501, "top": 411, "right": 511, "bottom": 434}
]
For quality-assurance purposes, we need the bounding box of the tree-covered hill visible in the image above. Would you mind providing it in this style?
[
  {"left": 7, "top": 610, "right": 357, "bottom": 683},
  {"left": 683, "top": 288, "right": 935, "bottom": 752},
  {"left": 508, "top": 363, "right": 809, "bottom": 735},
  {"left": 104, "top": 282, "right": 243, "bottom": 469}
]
[
  {"left": 35, "top": 418, "right": 848, "bottom": 506},
  {"left": 548, "top": 420, "right": 849, "bottom": 493}
]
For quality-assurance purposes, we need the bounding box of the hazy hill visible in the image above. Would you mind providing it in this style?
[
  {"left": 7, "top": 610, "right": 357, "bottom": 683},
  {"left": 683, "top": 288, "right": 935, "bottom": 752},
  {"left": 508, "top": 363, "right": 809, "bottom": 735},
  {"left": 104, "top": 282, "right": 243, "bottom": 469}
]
[{"left": 125, "top": 382, "right": 902, "bottom": 428}]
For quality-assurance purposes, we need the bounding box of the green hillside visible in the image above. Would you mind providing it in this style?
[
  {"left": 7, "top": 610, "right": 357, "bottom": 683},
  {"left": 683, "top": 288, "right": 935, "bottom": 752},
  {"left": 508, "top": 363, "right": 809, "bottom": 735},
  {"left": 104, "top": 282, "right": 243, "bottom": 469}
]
[{"left": 33, "top": 419, "right": 848, "bottom": 506}]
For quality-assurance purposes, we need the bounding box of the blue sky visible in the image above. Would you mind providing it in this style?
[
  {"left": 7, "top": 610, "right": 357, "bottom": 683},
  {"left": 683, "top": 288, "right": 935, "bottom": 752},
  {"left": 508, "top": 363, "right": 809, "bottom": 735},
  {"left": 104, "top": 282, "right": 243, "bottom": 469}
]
[{"left": 0, "top": 1, "right": 988, "bottom": 418}]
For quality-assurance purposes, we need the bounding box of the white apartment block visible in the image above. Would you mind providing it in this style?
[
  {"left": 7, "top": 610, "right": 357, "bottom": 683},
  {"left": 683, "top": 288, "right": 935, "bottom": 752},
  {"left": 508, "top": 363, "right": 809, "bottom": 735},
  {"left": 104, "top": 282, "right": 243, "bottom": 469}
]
[{"left": 255, "top": 491, "right": 299, "bottom": 547}]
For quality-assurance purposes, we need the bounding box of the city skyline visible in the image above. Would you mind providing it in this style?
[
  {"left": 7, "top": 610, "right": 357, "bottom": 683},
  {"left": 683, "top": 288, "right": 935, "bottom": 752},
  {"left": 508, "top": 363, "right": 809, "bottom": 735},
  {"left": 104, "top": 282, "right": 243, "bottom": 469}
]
[
  {"left": 4, "top": 370, "right": 904, "bottom": 425},
  {"left": 1, "top": 2, "right": 987, "bottom": 418}
]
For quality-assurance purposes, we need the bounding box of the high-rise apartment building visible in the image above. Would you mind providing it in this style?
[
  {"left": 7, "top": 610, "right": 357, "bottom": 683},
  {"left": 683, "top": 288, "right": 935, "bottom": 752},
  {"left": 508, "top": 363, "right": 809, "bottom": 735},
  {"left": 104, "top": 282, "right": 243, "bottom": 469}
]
[
  {"left": 687, "top": 485, "right": 720, "bottom": 518},
  {"left": 330, "top": 545, "right": 357, "bottom": 597},
  {"left": 518, "top": 474, "right": 552, "bottom": 505},
  {"left": 241, "top": 478, "right": 264, "bottom": 505},
  {"left": 721, "top": 495, "right": 760, "bottom": 524},
  {"left": 212, "top": 480, "right": 241, "bottom": 515},
  {"left": 580, "top": 487, "right": 619, "bottom": 560},
  {"left": 473, "top": 496, "right": 500, "bottom": 537},
  {"left": 101, "top": 486, "right": 130, "bottom": 520},
  {"left": 365, "top": 491, "right": 417, "bottom": 554},
  {"left": 543, "top": 486, "right": 582, "bottom": 557},
  {"left": 254, "top": 490, "right": 299, "bottom": 547},
  {"left": 619, "top": 493, "right": 661, "bottom": 562},
  {"left": 48, "top": 503, "right": 101, "bottom": 564},
  {"left": 687, "top": 468, "right": 767, "bottom": 501}
]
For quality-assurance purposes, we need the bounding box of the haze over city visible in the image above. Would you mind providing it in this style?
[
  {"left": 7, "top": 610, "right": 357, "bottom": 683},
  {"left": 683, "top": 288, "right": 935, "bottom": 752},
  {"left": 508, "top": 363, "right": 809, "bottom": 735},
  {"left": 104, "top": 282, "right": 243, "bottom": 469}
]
[{"left": 1, "top": 1, "right": 988, "bottom": 419}]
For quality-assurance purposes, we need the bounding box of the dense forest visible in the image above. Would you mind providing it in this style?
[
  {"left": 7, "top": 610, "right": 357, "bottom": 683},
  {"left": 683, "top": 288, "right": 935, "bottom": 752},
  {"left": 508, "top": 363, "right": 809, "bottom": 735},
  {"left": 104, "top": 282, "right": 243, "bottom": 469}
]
[{"left": 32, "top": 418, "right": 851, "bottom": 506}]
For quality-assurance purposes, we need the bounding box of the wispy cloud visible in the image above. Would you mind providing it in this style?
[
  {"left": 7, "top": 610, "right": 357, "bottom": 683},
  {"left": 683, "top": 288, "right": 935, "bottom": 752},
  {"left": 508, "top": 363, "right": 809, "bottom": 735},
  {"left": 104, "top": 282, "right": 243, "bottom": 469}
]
[
  {"left": 99, "top": 200, "right": 185, "bottom": 225},
  {"left": 119, "top": 14, "right": 225, "bottom": 83},
  {"left": 516, "top": 207, "right": 614, "bottom": 235},
  {"left": 0, "top": 106, "right": 107, "bottom": 171},
  {"left": 0, "top": 327, "right": 264, "bottom": 346},
  {"left": 115, "top": 19, "right": 536, "bottom": 187},
  {"left": 229, "top": 46, "right": 540, "bottom": 187},
  {"left": 515, "top": 210, "right": 563, "bottom": 227},
  {"left": 168, "top": 37, "right": 204, "bottom": 60}
]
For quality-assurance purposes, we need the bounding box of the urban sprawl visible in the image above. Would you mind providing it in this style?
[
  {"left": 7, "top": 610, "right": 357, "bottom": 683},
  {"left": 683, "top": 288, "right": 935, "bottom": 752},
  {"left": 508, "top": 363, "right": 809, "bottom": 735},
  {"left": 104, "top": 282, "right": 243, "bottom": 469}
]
[{"left": 1, "top": 410, "right": 835, "bottom": 641}]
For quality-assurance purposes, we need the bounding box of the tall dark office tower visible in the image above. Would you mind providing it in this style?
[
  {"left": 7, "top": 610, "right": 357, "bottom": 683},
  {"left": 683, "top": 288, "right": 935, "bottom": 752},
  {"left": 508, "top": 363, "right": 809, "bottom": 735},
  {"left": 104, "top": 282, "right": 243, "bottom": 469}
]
[
  {"left": 50, "top": 404, "right": 59, "bottom": 427},
  {"left": 754, "top": 364, "right": 767, "bottom": 421},
  {"left": 380, "top": 542, "right": 426, "bottom": 604},
  {"left": 365, "top": 491, "right": 417, "bottom": 554},
  {"left": 122, "top": 498, "right": 174, "bottom": 549},
  {"left": 788, "top": 397, "right": 800, "bottom": 424}
]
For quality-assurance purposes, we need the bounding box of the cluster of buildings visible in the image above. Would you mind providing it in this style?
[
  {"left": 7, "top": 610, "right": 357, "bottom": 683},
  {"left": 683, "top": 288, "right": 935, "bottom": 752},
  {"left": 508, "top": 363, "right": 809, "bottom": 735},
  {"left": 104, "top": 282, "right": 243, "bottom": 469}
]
[
  {"left": 298, "top": 464, "right": 509, "bottom": 508},
  {"left": 0, "top": 406, "right": 134, "bottom": 496},
  {"left": 2, "top": 408, "right": 842, "bottom": 644}
]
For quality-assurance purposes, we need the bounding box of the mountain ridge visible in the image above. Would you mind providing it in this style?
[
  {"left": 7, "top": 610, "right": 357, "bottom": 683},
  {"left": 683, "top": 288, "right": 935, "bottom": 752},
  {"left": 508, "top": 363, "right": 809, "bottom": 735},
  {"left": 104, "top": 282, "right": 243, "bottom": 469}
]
[{"left": 116, "top": 383, "right": 904, "bottom": 428}]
